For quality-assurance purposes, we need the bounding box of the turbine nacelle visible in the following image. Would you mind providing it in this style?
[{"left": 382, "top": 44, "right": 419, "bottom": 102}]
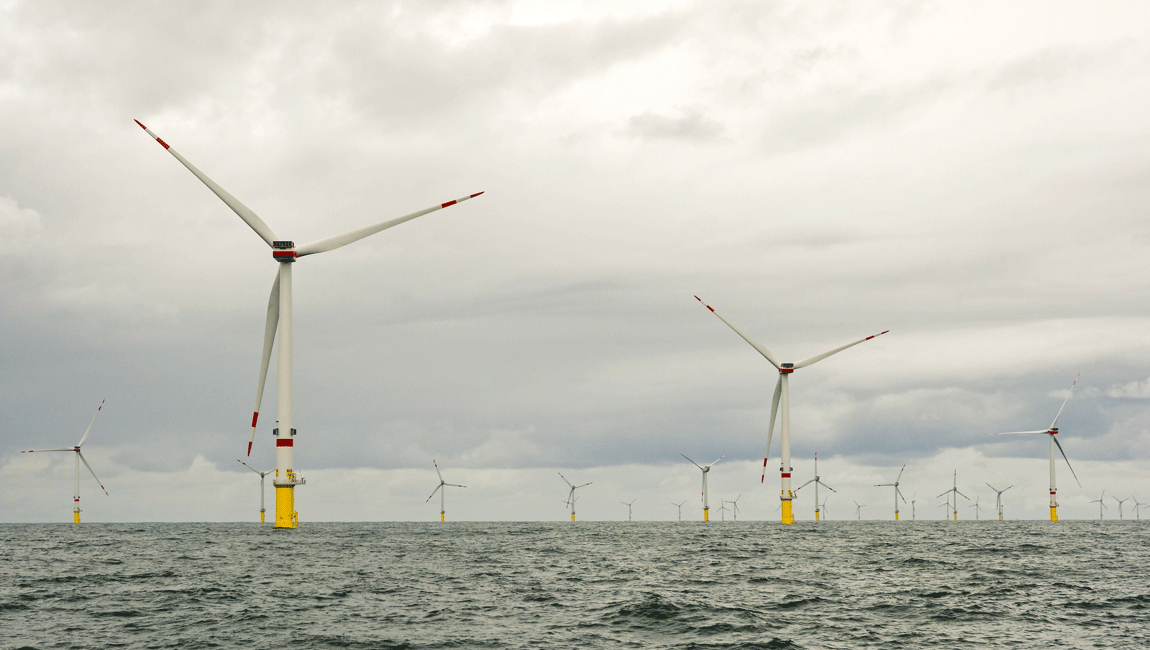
[
  {"left": 779, "top": 363, "right": 794, "bottom": 374},
  {"left": 272, "top": 240, "right": 297, "bottom": 263}
]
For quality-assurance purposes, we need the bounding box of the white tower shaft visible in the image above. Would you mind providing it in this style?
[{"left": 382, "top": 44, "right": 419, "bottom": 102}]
[
  {"left": 779, "top": 372, "right": 794, "bottom": 524},
  {"left": 273, "top": 261, "right": 301, "bottom": 528}
]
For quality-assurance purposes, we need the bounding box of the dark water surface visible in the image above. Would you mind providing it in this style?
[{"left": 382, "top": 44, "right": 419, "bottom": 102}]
[{"left": 2, "top": 521, "right": 1148, "bottom": 649}]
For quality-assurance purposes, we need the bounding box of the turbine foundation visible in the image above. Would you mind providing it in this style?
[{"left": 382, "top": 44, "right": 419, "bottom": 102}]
[{"left": 781, "top": 496, "right": 794, "bottom": 525}]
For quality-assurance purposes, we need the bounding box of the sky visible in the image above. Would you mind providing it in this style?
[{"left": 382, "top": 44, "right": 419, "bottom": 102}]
[{"left": 2, "top": 1, "right": 1150, "bottom": 522}]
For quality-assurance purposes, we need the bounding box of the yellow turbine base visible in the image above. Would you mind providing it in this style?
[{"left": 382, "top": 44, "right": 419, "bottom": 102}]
[
  {"left": 704, "top": 509, "right": 709, "bottom": 522},
  {"left": 260, "top": 510, "right": 265, "bottom": 523},
  {"left": 73, "top": 510, "right": 80, "bottom": 524},
  {"left": 781, "top": 500, "right": 794, "bottom": 525},
  {"left": 895, "top": 512, "right": 899, "bottom": 521},
  {"left": 275, "top": 485, "right": 298, "bottom": 529},
  {"left": 998, "top": 513, "right": 1002, "bottom": 521},
  {"left": 1050, "top": 506, "right": 1057, "bottom": 522},
  {"left": 441, "top": 512, "right": 445, "bottom": 522},
  {"left": 815, "top": 510, "right": 820, "bottom": 521},
  {"left": 953, "top": 512, "right": 957, "bottom": 521},
  {"left": 571, "top": 512, "right": 575, "bottom": 522}
]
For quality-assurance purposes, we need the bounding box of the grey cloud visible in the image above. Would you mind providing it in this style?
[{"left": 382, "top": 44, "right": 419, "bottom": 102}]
[{"left": 625, "top": 108, "right": 723, "bottom": 142}]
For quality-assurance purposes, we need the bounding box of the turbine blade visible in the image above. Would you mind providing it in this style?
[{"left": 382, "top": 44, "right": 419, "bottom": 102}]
[
  {"left": 76, "top": 399, "right": 105, "bottom": 448},
  {"left": 22, "top": 448, "right": 76, "bottom": 453},
  {"left": 558, "top": 472, "right": 573, "bottom": 487},
  {"left": 237, "top": 459, "right": 267, "bottom": 475},
  {"left": 576, "top": 482, "right": 592, "bottom": 488},
  {"left": 448, "top": 483, "right": 466, "bottom": 488},
  {"left": 1051, "top": 435, "right": 1082, "bottom": 488},
  {"left": 990, "top": 430, "right": 1048, "bottom": 435},
  {"left": 793, "top": 330, "right": 889, "bottom": 369},
  {"left": 895, "top": 464, "right": 905, "bottom": 484},
  {"left": 77, "top": 451, "right": 108, "bottom": 496},
  {"left": 249, "top": 270, "right": 280, "bottom": 456},
  {"left": 681, "top": 454, "right": 704, "bottom": 471},
  {"left": 955, "top": 489, "right": 970, "bottom": 500},
  {"left": 1049, "top": 374, "right": 1080, "bottom": 430},
  {"left": 762, "top": 376, "right": 782, "bottom": 483},
  {"left": 896, "top": 487, "right": 906, "bottom": 503},
  {"left": 694, "top": 297, "right": 780, "bottom": 368},
  {"left": 795, "top": 478, "right": 816, "bottom": 490},
  {"left": 134, "top": 120, "right": 278, "bottom": 246},
  {"left": 426, "top": 483, "right": 443, "bottom": 502},
  {"left": 986, "top": 483, "right": 999, "bottom": 492},
  {"left": 822, "top": 482, "right": 837, "bottom": 493},
  {"left": 433, "top": 460, "right": 445, "bottom": 483},
  {"left": 709, "top": 455, "right": 726, "bottom": 467},
  {"left": 295, "top": 192, "right": 484, "bottom": 257}
]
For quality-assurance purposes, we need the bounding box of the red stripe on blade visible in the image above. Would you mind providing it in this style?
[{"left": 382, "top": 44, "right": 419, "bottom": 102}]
[
  {"left": 134, "top": 119, "right": 146, "bottom": 129},
  {"left": 156, "top": 138, "right": 170, "bottom": 150},
  {"left": 251, "top": 412, "right": 259, "bottom": 428},
  {"left": 470, "top": 192, "right": 484, "bottom": 198},
  {"left": 441, "top": 200, "right": 457, "bottom": 208}
]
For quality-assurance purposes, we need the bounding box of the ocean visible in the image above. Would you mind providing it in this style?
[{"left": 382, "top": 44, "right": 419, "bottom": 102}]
[{"left": 2, "top": 521, "right": 1148, "bottom": 649}]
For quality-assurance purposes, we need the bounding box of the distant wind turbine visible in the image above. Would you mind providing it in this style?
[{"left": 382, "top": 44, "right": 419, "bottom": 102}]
[
  {"left": 853, "top": 501, "right": 866, "bottom": 520},
  {"left": 136, "top": 120, "right": 483, "bottom": 528},
  {"left": 695, "top": 296, "right": 887, "bottom": 524},
  {"left": 875, "top": 464, "right": 907, "bottom": 520},
  {"left": 1133, "top": 498, "right": 1146, "bottom": 520},
  {"left": 938, "top": 501, "right": 951, "bottom": 520},
  {"left": 426, "top": 461, "right": 465, "bottom": 522},
  {"left": 725, "top": 494, "right": 742, "bottom": 522},
  {"left": 986, "top": 483, "right": 1013, "bottom": 521},
  {"left": 1113, "top": 496, "right": 1129, "bottom": 520},
  {"left": 22, "top": 400, "right": 109, "bottom": 523},
  {"left": 238, "top": 459, "right": 273, "bottom": 522},
  {"left": 621, "top": 499, "right": 636, "bottom": 522},
  {"left": 911, "top": 494, "right": 917, "bottom": 521},
  {"left": 559, "top": 473, "right": 591, "bottom": 522},
  {"left": 820, "top": 498, "right": 830, "bottom": 520},
  {"left": 968, "top": 496, "right": 984, "bottom": 520},
  {"left": 716, "top": 501, "right": 730, "bottom": 521},
  {"left": 937, "top": 470, "right": 969, "bottom": 520},
  {"left": 1090, "top": 490, "right": 1107, "bottom": 520},
  {"left": 681, "top": 453, "right": 724, "bottom": 521},
  {"left": 794, "top": 453, "right": 836, "bottom": 521},
  {"left": 991, "top": 375, "right": 1082, "bottom": 522},
  {"left": 672, "top": 500, "right": 686, "bottom": 521}
]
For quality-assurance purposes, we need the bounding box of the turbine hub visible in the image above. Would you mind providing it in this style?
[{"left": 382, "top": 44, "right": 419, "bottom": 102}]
[
  {"left": 1049, "top": 428, "right": 1058, "bottom": 434},
  {"left": 272, "top": 240, "right": 297, "bottom": 263},
  {"left": 779, "top": 363, "right": 794, "bottom": 374}
]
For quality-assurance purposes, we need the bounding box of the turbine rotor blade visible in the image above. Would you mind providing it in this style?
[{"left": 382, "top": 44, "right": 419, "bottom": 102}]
[
  {"left": 77, "top": 451, "right": 108, "bottom": 496},
  {"left": 793, "top": 330, "right": 889, "bottom": 369},
  {"left": 680, "top": 454, "right": 704, "bottom": 471},
  {"left": 955, "top": 489, "right": 970, "bottom": 500},
  {"left": 694, "top": 297, "right": 780, "bottom": 368},
  {"left": 426, "top": 484, "right": 443, "bottom": 502},
  {"left": 709, "top": 455, "right": 726, "bottom": 467},
  {"left": 795, "top": 478, "right": 816, "bottom": 490},
  {"left": 986, "top": 483, "right": 999, "bottom": 492},
  {"left": 895, "top": 464, "right": 905, "bottom": 484},
  {"left": 295, "top": 192, "right": 485, "bottom": 257},
  {"left": 991, "top": 430, "right": 1049, "bottom": 436},
  {"left": 1051, "top": 435, "right": 1082, "bottom": 488},
  {"left": 576, "top": 482, "right": 592, "bottom": 488},
  {"left": 22, "top": 448, "right": 76, "bottom": 453},
  {"left": 896, "top": 487, "right": 906, "bottom": 503},
  {"left": 237, "top": 459, "right": 267, "bottom": 475},
  {"left": 249, "top": 270, "right": 280, "bottom": 456},
  {"left": 822, "top": 482, "right": 837, "bottom": 493},
  {"left": 558, "top": 472, "right": 573, "bottom": 487},
  {"left": 77, "top": 399, "right": 105, "bottom": 448},
  {"left": 1049, "top": 374, "right": 1080, "bottom": 430},
  {"left": 763, "top": 376, "right": 782, "bottom": 483},
  {"left": 134, "top": 120, "right": 278, "bottom": 246},
  {"left": 433, "top": 460, "right": 445, "bottom": 483}
]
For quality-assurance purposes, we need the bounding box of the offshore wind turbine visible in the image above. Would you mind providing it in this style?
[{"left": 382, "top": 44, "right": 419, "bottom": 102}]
[
  {"left": 1133, "top": 498, "right": 1146, "bottom": 520},
  {"left": 853, "top": 501, "right": 866, "bottom": 520},
  {"left": 991, "top": 375, "right": 1082, "bottom": 522},
  {"left": 1090, "top": 490, "right": 1107, "bottom": 520},
  {"left": 937, "top": 470, "right": 969, "bottom": 520},
  {"left": 621, "top": 499, "right": 636, "bottom": 522},
  {"left": 136, "top": 120, "right": 483, "bottom": 529},
  {"left": 794, "top": 453, "right": 836, "bottom": 521},
  {"left": 426, "top": 460, "right": 466, "bottom": 522},
  {"left": 237, "top": 459, "right": 273, "bottom": 522},
  {"left": 695, "top": 296, "right": 887, "bottom": 524},
  {"left": 716, "top": 501, "right": 730, "bottom": 521},
  {"left": 559, "top": 473, "right": 591, "bottom": 521},
  {"left": 681, "top": 453, "right": 724, "bottom": 521},
  {"left": 21, "top": 400, "right": 108, "bottom": 523},
  {"left": 910, "top": 495, "right": 917, "bottom": 521},
  {"left": 672, "top": 500, "right": 686, "bottom": 521},
  {"left": 938, "top": 501, "right": 951, "bottom": 520},
  {"left": 986, "top": 483, "right": 1013, "bottom": 521},
  {"left": 875, "top": 464, "right": 907, "bottom": 520},
  {"left": 725, "top": 494, "right": 742, "bottom": 522},
  {"left": 1113, "top": 496, "right": 1129, "bottom": 520},
  {"left": 968, "top": 496, "right": 984, "bottom": 520},
  {"left": 820, "top": 498, "right": 830, "bottom": 519}
]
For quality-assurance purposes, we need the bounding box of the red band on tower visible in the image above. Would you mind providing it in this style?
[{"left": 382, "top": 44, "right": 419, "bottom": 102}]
[{"left": 276, "top": 439, "right": 293, "bottom": 447}]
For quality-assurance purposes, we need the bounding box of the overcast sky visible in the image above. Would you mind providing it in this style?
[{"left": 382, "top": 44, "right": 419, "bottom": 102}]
[{"left": 3, "top": 1, "right": 1150, "bottom": 522}]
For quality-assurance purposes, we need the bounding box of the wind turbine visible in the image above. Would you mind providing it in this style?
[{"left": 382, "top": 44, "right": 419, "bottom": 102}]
[
  {"left": 22, "top": 400, "right": 109, "bottom": 523},
  {"left": 1113, "top": 496, "right": 1129, "bottom": 520},
  {"left": 875, "top": 464, "right": 907, "bottom": 520},
  {"left": 725, "top": 494, "right": 742, "bottom": 522},
  {"left": 559, "top": 473, "right": 591, "bottom": 521},
  {"left": 237, "top": 459, "right": 273, "bottom": 522},
  {"left": 621, "top": 499, "right": 636, "bottom": 522},
  {"left": 910, "top": 492, "right": 917, "bottom": 521},
  {"left": 681, "top": 453, "right": 724, "bottom": 521},
  {"left": 426, "top": 460, "right": 466, "bottom": 522},
  {"left": 1133, "top": 498, "right": 1146, "bottom": 520},
  {"left": 938, "top": 501, "right": 951, "bottom": 520},
  {"left": 967, "top": 496, "right": 983, "bottom": 520},
  {"left": 672, "top": 500, "right": 686, "bottom": 521},
  {"left": 820, "top": 498, "right": 830, "bottom": 519},
  {"left": 716, "top": 501, "right": 730, "bottom": 521},
  {"left": 136, "top": 120, "right": 483, "bottom": 529},
  {"left": 986, "top": 483, "right": 1013, "bottom": 521},
  {"left": 794, "top": 453, "right": 836, "bottom": 521},
  {"left": 853, "top": 501, "right": 866, "bottom": 521},
  {"left": 991, "top": 375, "right": 1082, "bottom": 522},
  {"left": 695, "top": 296, "right": 887, "bottom": 524},
  {"left": 1090, "top": 490, "right": 1107, "bottom": 520},
  {"left": 937, "top": 470, "right": 969, "bottom": 520}
]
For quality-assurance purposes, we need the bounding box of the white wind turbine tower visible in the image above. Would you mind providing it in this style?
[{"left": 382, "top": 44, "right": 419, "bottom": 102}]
[
  {"left": 681, "top": 453, "right": 724, "bottom": 521},
  {"left": 991, "top": 375, "right": 1082, "bottom": 522},
  {"left": 853, "top": 501, "right": 866, "bottom": 521},
  {"left": 937, "top": 470, "right": 969, "bottom": 520},
  {"left": 695, "top": 296, "right": 887, "bottom": 524},
  {"left": 910, "top": 495, "right": 916, "bottom": 521},
  {"left": 22, "top": 400, "right": 108, "bottom": 523},
  {"left": 672, "top": 500, "right": 686, "bottom": 521},
  {"left": 968, "top": 496, "right": 984, "bottom": 520},
  {"left": 986, "top": 483, "right": 1013, "bottom": 521},
  {"left": 794, "top": 453, "right": 836, "bottom": 521},
  {"left": 1133, "top": 498, "right": 1146, "bottom": 520},
  {"left": 237, "top": 459, "right": 273, "bottom": 522},
  {"left": 426, "top": 460, "right": 466, "bottom": 522},
  {"left": 1090, "top": 490, "right": 1107, "bottom": 520},
  {"left": 621, "top": 499, "right": 636, "bottom": 522},
  {"left": 559, "top": 473, "right": 591, "bottom": 521},
  {"left": 136, "top": 121, "right": 483, "bottom": 529},
  {"left": 875, "top": 464, "right": 907, "bottom": 520},
  {"left": 726, "top": 494, "right": 742, "bottom": 522},
  {"left": 1113, "top": 496, "right": 1129, "bottom": 520}
]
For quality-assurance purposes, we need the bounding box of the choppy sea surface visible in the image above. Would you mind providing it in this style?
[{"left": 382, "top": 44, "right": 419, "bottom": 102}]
[{"left": 3, "top": 521, "right": 1149, "bottom": 649}]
